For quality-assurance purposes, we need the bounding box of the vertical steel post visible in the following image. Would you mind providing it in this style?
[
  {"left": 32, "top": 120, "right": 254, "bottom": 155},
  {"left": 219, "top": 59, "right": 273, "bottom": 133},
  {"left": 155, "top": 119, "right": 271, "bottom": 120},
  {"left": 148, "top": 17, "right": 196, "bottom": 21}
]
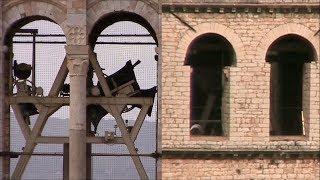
[
  {"left": 63, "top": 143, "right": 69, "bottom": 180},
  {"left": 32, "top": 31, "right": 36, "bottom": 95}
]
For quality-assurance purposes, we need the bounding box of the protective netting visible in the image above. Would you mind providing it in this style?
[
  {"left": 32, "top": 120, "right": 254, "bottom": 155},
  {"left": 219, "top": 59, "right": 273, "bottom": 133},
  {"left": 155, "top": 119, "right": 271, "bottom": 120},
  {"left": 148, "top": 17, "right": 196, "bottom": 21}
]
[{"left": 10, "top": 20, "right": 158, "bottom": 179}]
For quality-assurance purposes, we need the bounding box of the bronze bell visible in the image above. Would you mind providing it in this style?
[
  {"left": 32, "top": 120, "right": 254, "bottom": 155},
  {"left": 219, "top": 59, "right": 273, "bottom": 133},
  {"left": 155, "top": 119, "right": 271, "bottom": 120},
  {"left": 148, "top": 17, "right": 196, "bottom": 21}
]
[
  {"left": 19, "top": 103, "right": 39, "bottom": 125},
  {"left": 87, "top": 104, "right": 108, "bottom": 133},
  {"left": 98, "top": 60, "right": 141, "bottom": 96},
  {"left": 132, "top": 86, "right": 157, "bottom": 116},
  {"left": 13, "top": 60, "right": 32, "bottom": 80}
]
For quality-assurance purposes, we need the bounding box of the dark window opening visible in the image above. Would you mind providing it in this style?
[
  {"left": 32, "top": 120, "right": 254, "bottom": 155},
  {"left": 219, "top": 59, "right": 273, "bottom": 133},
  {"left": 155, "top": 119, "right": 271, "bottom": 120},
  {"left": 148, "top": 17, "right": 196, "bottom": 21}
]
[
  {"left": 267, "top": 35, "right": 314, "bottom": 136},
  {"left": 186, "top": 33, "right": 234, "bottom": 136}
]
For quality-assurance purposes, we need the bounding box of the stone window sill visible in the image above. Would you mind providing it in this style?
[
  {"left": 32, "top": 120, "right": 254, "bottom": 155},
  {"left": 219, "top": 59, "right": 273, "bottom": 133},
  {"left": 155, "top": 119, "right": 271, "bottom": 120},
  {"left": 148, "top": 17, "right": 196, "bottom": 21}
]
[
  {"left": 269, "top": 135, "right": 307, "bottom": 141},
  {"left": 190, "top": 135, "right": 228, "bottom": 141}
]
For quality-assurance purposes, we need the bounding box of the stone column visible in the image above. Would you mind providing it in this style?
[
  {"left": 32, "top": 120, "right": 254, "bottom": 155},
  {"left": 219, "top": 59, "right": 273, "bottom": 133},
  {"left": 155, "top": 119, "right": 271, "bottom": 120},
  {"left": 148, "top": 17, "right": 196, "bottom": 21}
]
[
  {"left": 63, "top": 143, "right": 69, "bottom": 180},
  {"left": 1, "top": 2, "right": 11, "bottom": 178},
  {"left": 66, "top": 1, "right": 89, "bottom": 179},
  {"left": 0, "top": 6, "right": 2, "bottom": 178},
  {"left": 270, "top": 62, "right": 281, "bottom": 135},
  {"left": 66, "top": 46, "right": 89, "bottom": 179}
]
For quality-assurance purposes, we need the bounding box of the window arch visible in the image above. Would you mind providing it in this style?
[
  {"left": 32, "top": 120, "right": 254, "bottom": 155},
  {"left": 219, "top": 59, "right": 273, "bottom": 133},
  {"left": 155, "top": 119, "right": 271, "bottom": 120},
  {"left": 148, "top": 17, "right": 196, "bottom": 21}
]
[
  {"left": 266, "top": 34, "right": 316, "bottom": 136},
  {"left": 186, "top": 33, "right": 235, "bottom": 136}
]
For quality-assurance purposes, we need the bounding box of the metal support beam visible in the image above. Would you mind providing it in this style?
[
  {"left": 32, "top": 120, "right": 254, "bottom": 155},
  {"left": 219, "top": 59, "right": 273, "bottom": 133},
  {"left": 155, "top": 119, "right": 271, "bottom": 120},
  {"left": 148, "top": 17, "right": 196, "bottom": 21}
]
[
  {"left": 88, "top": 51, "right": 112, "bottom": 97},
  {"left": 9, "top": 46, "right": 155, "bottom": 179},
  {"left": 48, "top": 56, "right": 68, "bottom": 97},
  {"left": 36, "top": 136, "right": 125, "bottom": 144},
  {"left": 130, "top": 105, "right": 149, "bottom": 141},
  {"left": 10, "top": 105, "right": 31, "bottom": 140},
  {"left": 11, "top": 106, "right": 59, "bottom": 179},
  {"left": 105, "top": 105, "right": 149, "bottom": 179},
  {"left": 63, "top": 143, "right": 69, "bottom": 180},
  {"left": 9, "top": 96, "right": 153, "bottom": 105}
]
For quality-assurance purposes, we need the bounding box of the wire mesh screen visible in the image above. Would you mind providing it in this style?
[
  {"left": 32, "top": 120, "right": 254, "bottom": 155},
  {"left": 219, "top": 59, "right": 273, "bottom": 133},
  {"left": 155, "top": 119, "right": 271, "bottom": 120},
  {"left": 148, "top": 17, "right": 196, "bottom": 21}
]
[
  {"left": 92, "top": 21, "right": 157, "bottom": 179},
  {"left": 10, "top": 19, "right": 158, "bottom": 180},
  {"left": 11, "top": 20, "right": 67, "bottom": 180},
  {"left": 92, "top": 156, "right": 156, "bottom": 180}
]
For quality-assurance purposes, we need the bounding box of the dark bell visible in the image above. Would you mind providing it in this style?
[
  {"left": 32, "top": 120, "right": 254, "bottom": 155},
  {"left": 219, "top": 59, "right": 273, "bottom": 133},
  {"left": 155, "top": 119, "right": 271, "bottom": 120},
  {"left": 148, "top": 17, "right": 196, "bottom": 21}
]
[
  {"left": 60, "top": 83, "right": 70, "bottom": 97},
  {"left": 98, "top": 60, "right": 141, "bottom": 96},
  {"left": 19, "top": 103, "right": 39, "bottom": 125},
  {"left": 132, "top": 86, "right": 157, "bottom": 116},
  {"left": 126, "top": 126, "right": 133, "bottom": 133},
  {"left": 87, "top": 104, "right": 108, "bottom": 133},
  {"left": 13, "top": 60, "right": 32, "bottom": 80},
  {"left": 190, "top": 124, "right": 204, "bottom": 135}
]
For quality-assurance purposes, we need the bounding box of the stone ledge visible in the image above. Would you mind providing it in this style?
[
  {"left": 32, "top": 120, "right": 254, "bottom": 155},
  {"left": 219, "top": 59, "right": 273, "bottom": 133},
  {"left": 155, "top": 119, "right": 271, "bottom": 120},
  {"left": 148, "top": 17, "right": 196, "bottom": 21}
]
[
  {"left": 162, "top": 4, "right": 320, "bottom": 14},
  {"left": 190, "top": 136, "right": 229, "bottom": 141},
  {"left": 269, "top": 135, "right": 308, "bottom": 141},
  {"left": 162, "top": 149, "right": 320, "bottom": 159}
]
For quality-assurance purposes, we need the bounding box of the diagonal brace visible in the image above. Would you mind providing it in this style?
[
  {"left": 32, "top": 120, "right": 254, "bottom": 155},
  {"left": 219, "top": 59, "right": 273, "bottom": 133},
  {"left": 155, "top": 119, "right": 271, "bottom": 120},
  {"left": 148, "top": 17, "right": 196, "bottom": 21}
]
[
  {"left": 103, "top": 104, "right": 149, "bottom": 180},
  {"left": 11, "top": 106, "right": 60, "bottom": 180},
  {"left": 11, "top": 105, "right": 31, "bottom": 140}
]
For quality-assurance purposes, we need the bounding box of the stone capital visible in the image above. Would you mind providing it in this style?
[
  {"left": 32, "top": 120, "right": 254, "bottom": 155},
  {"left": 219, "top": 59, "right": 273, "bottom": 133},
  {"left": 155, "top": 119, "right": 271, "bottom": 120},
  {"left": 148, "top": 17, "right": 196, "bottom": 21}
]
[
  {"left": 65, "top": 45, "right": 90, "bottom": 76},
  {"left": 65, "top": 45, "right": 90, "bottom": 55},
  {"left": 67, "top": 56, "right": 89, "bottom": 76}
]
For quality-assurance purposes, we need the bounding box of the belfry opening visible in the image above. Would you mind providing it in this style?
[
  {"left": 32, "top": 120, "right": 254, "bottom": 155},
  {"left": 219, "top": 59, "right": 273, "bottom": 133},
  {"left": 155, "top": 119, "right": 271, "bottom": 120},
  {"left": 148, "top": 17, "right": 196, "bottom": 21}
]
[
  {"left": 87, "top": 11, "right": 158, "bottom": 179},
  {"left": 186, "top": 33, "right": 235, "bottom": 136},
  {"left": 3, "top": 11, "right": 159, "bottom": 179},
  {"left": 267, "top": 34, "right": 316, "bottom": 136}
]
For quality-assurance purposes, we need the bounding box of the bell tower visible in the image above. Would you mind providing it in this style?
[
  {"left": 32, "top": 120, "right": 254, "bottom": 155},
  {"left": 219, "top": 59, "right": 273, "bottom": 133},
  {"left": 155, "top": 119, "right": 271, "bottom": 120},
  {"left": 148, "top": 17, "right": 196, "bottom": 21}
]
[{"left": 1, "top": 1, "right": 160, "bottom": 179}]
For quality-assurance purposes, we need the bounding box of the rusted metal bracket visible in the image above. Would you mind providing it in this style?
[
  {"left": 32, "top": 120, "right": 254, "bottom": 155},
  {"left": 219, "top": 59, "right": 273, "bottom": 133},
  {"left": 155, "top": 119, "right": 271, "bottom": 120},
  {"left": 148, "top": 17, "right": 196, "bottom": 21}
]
[
  {"left": 315, "top": 29, "right": 320, "bottom": 36},
  {"left": 170, "top": 12, "right": 196, "bottom": 32}
]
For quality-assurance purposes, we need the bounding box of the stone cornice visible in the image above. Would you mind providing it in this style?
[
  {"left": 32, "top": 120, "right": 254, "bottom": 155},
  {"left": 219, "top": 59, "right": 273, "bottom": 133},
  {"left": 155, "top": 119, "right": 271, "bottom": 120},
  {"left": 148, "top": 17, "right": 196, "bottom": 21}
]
[
  {"left": 162, "top": 149, "right": 320, "bottom": 159},
  {"left": 162, "top": 3, "right": 320, "bottom": 14},
  {"left": 3, "top": 0, "right": 67, "bottom": 13}
]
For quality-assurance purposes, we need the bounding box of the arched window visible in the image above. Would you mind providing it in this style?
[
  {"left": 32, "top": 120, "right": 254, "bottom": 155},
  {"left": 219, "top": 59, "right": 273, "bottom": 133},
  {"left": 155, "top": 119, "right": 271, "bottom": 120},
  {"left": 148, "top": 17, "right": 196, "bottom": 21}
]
[
  {"left": 186, "top": 33, "right": 235, "bottom": 136},
  {"left": 88, "top": 12, "right": 158, "bottom": 179},
  {"left": 266, "top": 34, "right": 315, "bottom": 136}
]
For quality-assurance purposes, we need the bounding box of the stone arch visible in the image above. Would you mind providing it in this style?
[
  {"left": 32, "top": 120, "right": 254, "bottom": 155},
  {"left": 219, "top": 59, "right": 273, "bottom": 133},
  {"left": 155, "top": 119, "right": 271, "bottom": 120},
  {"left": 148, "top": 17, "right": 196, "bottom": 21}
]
[
  {"left": 87, "top": 0, "right": 159, "bottom": 44},
  {"left": 175, "top": 22, "right": 245, "bottom": 65},
  {"left": 257, "top": 23, "right": 319, "bottom": 62},
  {"left": 259, "top": 23, "right": 319, "bottom": 138},
  {"left": 178, "top": 23, "right": 244, "bottom": 137},
  {"left": 2, "top": 0, "right": 67, "bottom": 39}
]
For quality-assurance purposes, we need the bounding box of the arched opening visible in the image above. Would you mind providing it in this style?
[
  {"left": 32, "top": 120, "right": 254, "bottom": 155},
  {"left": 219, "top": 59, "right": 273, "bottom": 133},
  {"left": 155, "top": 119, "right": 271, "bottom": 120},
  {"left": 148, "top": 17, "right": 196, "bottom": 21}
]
[
  {"left": 89, "top": 11, "right": 158, "bottom": 47},
  {"left": 186, "top": 33, "right": 235, "bottom": 136},
  {"left": 88, "top": 12, "right": 158, "bottom": 179},
  {"left": 4, "top": 16, "right": 68, "bottom": 179},
  {"left": 266, "top": 34, "right": 316, "bottom": 136}
]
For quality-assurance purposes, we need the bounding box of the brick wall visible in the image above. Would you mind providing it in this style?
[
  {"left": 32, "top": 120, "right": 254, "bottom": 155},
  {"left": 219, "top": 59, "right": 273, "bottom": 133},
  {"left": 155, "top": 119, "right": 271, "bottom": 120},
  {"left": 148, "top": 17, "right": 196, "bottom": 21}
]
[
  {"left": 0, "top": 1, "right": 11, "bottom": 177},
  {"left": 0, "top": 0, "right": 319, "bottom": 179},
  {"left": 161, "top": 11, "right": 320, "bottom": 150},
  {"left": 0, "top": 1, "right": 160, "bottom": 179},
  {"left": 161, "top": 158, "right": 320, "bottom": 179},
  {"left": 161, "top": 3, "right": 319, "bottom": 178},
  {"left": 0, "top": 1, "right": 3, "bottom": 177},
  {"left": 162, "top": 0, "right": 320, "bottom": 4}
]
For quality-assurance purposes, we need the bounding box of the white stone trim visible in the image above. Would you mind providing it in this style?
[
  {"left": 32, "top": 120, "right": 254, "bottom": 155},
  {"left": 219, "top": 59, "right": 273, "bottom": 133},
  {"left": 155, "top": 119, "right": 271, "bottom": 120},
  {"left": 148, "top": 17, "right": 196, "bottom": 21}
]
[
  {"left": 2, "top": 1, "right": 67, "bottom": 36},
  {"left": 175, "top": 22, "right": 245, "bottom": 65},
  {"left": 87, "top": 0, "right": 159, "bottom": 42},
  {"left": 257, "top": 23, "right": 320, "bottom": 62}
]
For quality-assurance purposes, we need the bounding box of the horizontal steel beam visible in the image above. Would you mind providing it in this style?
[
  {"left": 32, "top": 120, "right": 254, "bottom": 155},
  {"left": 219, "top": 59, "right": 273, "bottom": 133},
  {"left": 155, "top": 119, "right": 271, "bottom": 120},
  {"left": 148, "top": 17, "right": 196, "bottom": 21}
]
[
  {"left": 9, "top": 96, "right": 154, "bottom": 105},
  {"left": 12, "top": 41, "right": 156, "bottom": 45},
  {"left": 36, "top": 136, "right": 125, "bottom": 144}
]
